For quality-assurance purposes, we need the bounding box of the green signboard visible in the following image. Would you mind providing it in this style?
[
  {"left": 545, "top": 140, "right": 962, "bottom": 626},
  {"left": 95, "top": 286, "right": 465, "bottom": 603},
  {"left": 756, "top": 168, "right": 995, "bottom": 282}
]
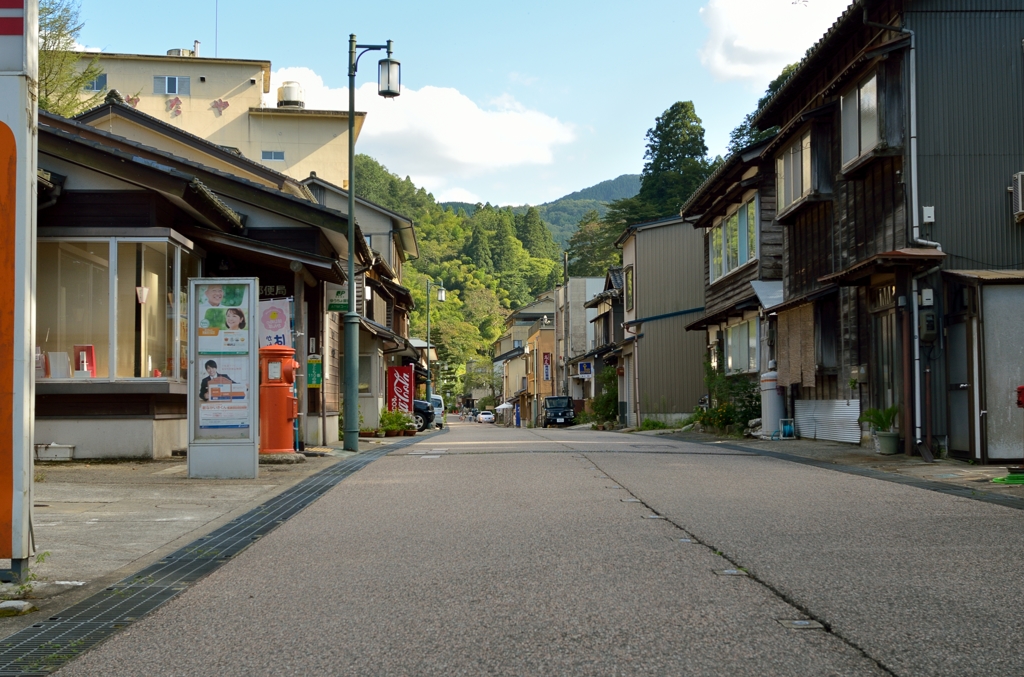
[
  {"left": 307, "top": 355, "right": 322, "bottom": 389},
  {"left": 326, "top": 283, "right": 348, "bottom": 313}
]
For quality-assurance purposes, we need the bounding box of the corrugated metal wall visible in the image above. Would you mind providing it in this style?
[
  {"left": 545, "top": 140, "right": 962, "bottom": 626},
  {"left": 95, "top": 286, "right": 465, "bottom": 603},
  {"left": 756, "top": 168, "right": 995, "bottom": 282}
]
[
  {"left": 910, "top": 6, "right": 1024, "bottom": 269},
  {"left": 635, "top": 221, "right": 706, "bottom": 415}
]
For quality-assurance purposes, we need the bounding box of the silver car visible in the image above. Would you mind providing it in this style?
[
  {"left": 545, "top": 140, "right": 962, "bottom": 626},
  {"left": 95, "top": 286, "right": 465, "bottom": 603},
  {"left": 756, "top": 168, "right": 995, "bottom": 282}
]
[{"left": 477, "top": 411, "right": 495, "bottom": 423}]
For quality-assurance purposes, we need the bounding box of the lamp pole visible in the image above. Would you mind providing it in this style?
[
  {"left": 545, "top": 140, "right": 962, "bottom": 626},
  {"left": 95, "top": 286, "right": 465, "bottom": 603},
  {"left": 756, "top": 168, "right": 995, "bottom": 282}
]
[
  {"left": 425, "top": 278, "right": 445, "bottom": 401},
  {"left": 344, "top": 35, "right": 400, "bottom": 452}
]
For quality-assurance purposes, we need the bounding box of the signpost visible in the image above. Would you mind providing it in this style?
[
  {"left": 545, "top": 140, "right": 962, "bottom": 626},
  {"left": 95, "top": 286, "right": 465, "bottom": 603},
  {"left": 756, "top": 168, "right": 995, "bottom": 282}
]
[
  {"left": 0, "top": 0, "right": 37, "bottom": 582},
  {"left": 188, "top": 279, "right": 259, "bottom": 479}
]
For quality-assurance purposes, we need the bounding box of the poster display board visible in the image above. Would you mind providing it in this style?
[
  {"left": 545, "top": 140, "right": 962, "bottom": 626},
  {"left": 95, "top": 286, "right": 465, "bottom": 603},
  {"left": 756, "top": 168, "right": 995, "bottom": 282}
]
[{"left": 188, "top": 278, "right": 259, "bottom": 479}]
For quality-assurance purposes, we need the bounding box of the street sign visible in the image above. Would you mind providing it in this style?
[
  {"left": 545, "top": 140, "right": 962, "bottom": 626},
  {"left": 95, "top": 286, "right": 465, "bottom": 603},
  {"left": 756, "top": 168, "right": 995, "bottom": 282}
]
[
  {"left": 578, "top": 361, "right": 593, "bottom": 379},
  {"left": 307, "top": 355, "right": 323, "bottom": 388},
  {"left": 326, "top": 283, "right": 348, "bottom": 312},
  {"left": 0, "top": 0, "right": 37, "bottom": 581}
]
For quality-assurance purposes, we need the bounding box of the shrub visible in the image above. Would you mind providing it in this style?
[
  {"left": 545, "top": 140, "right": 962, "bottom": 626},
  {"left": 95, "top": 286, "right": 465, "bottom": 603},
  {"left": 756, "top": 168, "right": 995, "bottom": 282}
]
[
  {"left": 592, "top": 367, "right": 619, "bottom": 423},
  {"left": 379, "top": 408, "right": 413, "bottom": 432},
  {"left": 695, "top": 358, "right": 760, "bottom": 430},
  {"left": 640, "top": 418, "right": 668, "bottom": 430},
  {"left": 859, "top": 405, "right": 898, "bottom": 433}
]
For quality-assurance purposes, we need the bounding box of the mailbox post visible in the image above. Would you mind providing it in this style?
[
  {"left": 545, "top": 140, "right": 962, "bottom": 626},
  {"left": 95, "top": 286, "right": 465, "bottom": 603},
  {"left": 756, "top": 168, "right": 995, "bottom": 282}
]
[{"left": 259, "top": 346, "right": 299, "bottom": 454}]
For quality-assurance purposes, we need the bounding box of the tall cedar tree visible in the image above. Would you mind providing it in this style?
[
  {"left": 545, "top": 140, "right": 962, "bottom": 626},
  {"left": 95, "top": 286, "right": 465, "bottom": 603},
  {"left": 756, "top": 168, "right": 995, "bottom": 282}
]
[
  {"left": 603, "top": 101, "right": 716, "bottom": 227},
  {"left": 38, "top": 0, "right": 103, "bottom": 116},
  {"left": 514, "top": 207, "right": 559, "bottom": 260},
  {"left": 566, "top": 209, "right": 621, "bottom": 277}
]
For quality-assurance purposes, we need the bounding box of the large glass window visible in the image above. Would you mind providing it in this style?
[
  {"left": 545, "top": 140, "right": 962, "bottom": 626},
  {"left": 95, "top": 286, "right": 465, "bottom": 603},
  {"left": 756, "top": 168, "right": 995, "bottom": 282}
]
[
  {"left": 725, "top": 319, "right": 758, "bottom": 375},
  {"left": 339, "top": 355, "right": 373, "bottom": 394},
  {"left": 37, "top": 242, "right": 111, "bottom": 378},
  {"left": 36, "top": 238, "right": 198, "bottom": 381},
  {"left": 709, "top": 194, "right": 758, "bottom": 283},
  {"left": 842, "top": 74, "right": 879, "bottom": 166},
  {"left": 776, "top": 130, "right": 812, "bottom": 212}
]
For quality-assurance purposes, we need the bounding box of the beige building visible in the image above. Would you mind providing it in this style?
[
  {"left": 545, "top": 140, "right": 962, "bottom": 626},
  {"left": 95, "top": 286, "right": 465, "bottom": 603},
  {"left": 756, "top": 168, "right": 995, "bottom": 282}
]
[{"left": 78, "top": 49, "right": 364, "bottom": 188}]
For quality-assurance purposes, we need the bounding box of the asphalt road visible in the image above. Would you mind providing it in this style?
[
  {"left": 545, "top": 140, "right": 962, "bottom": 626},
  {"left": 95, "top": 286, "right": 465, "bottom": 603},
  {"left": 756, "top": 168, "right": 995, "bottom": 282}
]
[{"left": 57, "top": 418, "right": 1024, "bottom": 676}]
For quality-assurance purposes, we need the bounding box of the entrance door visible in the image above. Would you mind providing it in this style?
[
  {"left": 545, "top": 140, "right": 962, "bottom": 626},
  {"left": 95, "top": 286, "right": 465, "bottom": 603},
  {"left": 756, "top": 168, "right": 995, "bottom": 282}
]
[
  {"left": 946, "top": 319, "right": 971, "bottom": 456},
  {"left": 982, "top": 285, "right": 1024, "bottom": 460}
]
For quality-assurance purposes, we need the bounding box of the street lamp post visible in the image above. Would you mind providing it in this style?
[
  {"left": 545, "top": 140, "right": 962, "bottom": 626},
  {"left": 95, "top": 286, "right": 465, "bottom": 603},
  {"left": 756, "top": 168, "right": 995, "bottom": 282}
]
[
  {"left": 344, "top": 35, "right": 400, "bottom": 452},
  {"left": 425, "top": 278, "right": 446, "bottom": 402}
]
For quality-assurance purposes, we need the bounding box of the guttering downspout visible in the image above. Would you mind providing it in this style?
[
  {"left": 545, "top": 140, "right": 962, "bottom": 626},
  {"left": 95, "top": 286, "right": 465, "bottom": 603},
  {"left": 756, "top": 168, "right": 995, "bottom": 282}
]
[{"left": 865, "top": 8, "right": 941, "bottom": 451}]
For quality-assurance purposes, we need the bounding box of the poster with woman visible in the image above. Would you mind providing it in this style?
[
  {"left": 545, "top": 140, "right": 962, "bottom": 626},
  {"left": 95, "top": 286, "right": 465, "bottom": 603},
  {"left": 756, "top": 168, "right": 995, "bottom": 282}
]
[{"left": 196, "top": 283, "right": 250, "bottom": 354}]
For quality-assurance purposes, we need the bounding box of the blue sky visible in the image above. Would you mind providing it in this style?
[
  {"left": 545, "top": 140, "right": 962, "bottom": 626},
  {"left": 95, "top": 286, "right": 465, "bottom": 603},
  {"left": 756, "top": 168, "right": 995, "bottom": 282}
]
[{"left": 78, "top": 0, "right": 851, "bottom": 206}]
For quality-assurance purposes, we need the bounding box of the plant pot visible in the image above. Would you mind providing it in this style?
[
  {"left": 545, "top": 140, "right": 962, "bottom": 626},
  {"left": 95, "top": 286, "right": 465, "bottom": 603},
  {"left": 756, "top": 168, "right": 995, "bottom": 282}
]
[
  {"left": 385, "top": 430, "right": 399, "bottom": 437},
  {"left": 376, "top": 430, "right": 386, "bottom": 438},
  {"left": 402, "top": 429, "right": 416, "bottom": 436},
  {"left": 875, "top": 431, "right": 900, "bottom": 455},
  {"left": 359, "top": 430, "right": 376, "bottom": 438}
]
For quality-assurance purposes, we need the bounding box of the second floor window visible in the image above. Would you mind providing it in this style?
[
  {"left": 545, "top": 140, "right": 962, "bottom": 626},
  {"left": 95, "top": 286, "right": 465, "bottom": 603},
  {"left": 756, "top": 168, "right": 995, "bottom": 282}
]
[
  {"left": 261, "top": 150, "right": 285, "bottom": 162},
  {"left": 154, "top": 76, "right": 190, "bottom": 96},
  {"left": 513, "top": 340, "right": 522, "bottom": 348},
  {"left": 624, "top": 266, "right": 634, "bottom": 312},
  {"left": 83, "top": 74, "right": 107, "bottom": 92},
  {"left": 710, "top": 194, "right": 758, "bottom": 283},
  {"left": 841, "top": 73, "right": 879, "bottom": 166},
  {"left": 776, "top": 129, "right": 811, "bottom": 213}
]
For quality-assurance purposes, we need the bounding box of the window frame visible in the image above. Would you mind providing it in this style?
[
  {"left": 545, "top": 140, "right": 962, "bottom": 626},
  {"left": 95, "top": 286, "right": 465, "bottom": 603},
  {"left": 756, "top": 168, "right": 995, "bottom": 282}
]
[
  {"left": 776, "top": 128, "right": 812, "bottom": 214},
  {"left": 36, "top": 235, "right": 197, "bottom": 384},
  {"left": 154, "top": 75, "right": 191, "bottom": 96},
  {"left": 724, "top": 317, "right": 759, "bottom": 375},
  {"left": 624, "top": 266, "right": 634, "bottom": 312},
  {"left": 708, "top": 193, "right": 759, "bottom": 284},
  {"left": 261, "top": 150, "right": 285, "bottom": 162},
  {"left": 83, "top": 73, "right": 107, "bottom": 92},
  {"left": 841, "top": 72, "right": 880, "bottom": 168}
]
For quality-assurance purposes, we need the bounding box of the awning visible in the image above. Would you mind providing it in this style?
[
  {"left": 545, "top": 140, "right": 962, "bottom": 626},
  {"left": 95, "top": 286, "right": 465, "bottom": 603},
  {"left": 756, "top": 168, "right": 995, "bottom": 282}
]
[
  {"left": 766, "top": 285, "right": 839, "bottom": 315},
  {"left": 685, "top": 294, "right": 759, "bottom": 331},
  {"left": 943, "top": 269, "right": 1024, "bottom": 285},
  {"left": 750, "top": 280, "right": 784, "bottom": 310},
  {"left": 180, "top": 225, "right": 346, "bottom": 284},
  {"left": 818, "top": 248, "right": 946, "bottom": 286},
  {"left": 359, "top": 317, "right": 405, "bottom": 352}
]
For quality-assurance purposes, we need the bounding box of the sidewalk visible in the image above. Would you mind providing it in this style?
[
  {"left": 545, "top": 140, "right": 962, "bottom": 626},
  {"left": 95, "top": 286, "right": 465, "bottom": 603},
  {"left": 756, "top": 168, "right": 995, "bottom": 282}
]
[
  {"left": 0, "top": 430, "right": 442, "bottom": 637},
  {"left": 662, "top": 429, "right": 1024, "bottom": 502}
]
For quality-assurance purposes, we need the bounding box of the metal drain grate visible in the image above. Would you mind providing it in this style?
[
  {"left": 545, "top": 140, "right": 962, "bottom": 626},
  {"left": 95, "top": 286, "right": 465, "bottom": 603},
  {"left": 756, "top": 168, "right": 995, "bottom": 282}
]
[{"left": 0, "top": 442, "right": 404, "bottom": 676}]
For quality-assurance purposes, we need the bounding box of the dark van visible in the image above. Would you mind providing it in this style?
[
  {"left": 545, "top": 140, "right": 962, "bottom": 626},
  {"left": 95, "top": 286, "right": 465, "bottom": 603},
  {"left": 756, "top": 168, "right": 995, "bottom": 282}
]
[{"left": 541, "top": 396, "right": 575, "bottom": 428}]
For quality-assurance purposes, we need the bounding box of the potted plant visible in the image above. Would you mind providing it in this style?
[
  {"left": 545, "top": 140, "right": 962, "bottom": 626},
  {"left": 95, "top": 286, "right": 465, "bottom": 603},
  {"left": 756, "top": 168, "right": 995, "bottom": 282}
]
[
  {"left": 859, "top": 405, "right": 899, "bottom": 455},
  {"left": 379, "top": 409, "right": 409, "bottom": 437}
]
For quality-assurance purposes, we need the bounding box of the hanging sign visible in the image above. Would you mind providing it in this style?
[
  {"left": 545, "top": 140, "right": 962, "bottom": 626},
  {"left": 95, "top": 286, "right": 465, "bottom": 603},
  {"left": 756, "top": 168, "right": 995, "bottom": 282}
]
[
  {"left": 543, "top": 352, "right": 552, "bottom": 381},
  {"left": 326, "top": 283, "right": 349, "bottom": 313},
  {"left": 258, "top": 298, "right": 292, "bottom": 348},
  {"left": 578, "top": 361, "right": 593, "bottom": 379},
  {"left": 388, "top": 365, "right": 414, "bottom": 413}
]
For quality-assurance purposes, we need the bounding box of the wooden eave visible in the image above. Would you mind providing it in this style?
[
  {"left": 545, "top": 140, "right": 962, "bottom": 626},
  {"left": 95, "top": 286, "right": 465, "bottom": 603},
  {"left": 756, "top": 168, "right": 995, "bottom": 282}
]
[
  {"left": 39, "top": 128, "right": 242, "bottom": 233},
  {"left": 818, "top": 248, "right": 946, "bottom": 286}
]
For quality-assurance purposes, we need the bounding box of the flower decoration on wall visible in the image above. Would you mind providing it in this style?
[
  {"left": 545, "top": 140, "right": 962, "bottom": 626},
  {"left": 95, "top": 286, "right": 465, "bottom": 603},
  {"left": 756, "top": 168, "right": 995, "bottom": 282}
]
[
  {"left": 125, "top": 94, "right": 140, "bottom": 108},
  {"left": 166, "top": 96, "right": 183, "bottom": 117},
  {"left": 211, "top": 99, "right": 230, "bottom": 115}
]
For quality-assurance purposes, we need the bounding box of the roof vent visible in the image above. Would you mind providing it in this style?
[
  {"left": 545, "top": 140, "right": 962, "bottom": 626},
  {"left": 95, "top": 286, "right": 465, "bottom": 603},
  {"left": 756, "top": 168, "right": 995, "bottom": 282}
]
[
  {"left": 277, "top": 81, "right": 305, "bottom": 109},
  {"left": 166, "top": 48, "right": 195, "bottom": 57}
]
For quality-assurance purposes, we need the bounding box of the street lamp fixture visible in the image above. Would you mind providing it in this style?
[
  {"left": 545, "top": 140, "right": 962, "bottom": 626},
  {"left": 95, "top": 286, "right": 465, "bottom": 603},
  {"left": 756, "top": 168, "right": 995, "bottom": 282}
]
[
  {"left": 343, "top": 34, "right": 400, "bottom": 452},
  {"left": 426, "top": 278, "right": 445, "bottom": 402}
]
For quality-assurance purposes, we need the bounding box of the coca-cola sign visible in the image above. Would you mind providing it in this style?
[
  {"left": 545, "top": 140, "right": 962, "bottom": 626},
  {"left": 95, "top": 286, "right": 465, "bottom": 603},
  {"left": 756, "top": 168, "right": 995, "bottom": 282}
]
[{"left": 388, "top": 366, "right": 414, "bottom": 413}]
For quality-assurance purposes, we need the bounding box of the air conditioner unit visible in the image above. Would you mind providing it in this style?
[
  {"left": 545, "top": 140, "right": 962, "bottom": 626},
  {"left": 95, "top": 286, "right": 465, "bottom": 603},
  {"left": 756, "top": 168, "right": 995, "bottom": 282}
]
[{"left": 1014, "top": 172, "right": 1024, "bottom": 223}]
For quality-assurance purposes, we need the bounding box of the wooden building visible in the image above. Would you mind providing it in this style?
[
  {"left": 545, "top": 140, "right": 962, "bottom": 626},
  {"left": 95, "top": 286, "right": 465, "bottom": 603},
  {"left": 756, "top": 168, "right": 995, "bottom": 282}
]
[{"left": 747, "top": 0, "right": 1024, "bottom": 459}]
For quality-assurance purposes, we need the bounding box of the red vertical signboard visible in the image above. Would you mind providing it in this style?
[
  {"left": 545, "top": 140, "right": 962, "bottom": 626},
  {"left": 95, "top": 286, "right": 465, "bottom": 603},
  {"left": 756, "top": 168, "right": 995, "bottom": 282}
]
[
  {"left": 543, "top": 353, "right": 551, "bottom": 381},
  {"left": 387, "top": 366, "right": 414, "bottom": 413}
]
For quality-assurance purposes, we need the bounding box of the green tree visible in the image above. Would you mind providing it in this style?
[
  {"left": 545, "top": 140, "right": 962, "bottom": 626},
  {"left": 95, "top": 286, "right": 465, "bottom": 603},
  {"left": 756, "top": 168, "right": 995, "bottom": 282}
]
[
  {"left": 603, "top": 101, "right": 717, "bottom": 226},
  {"left": 566, "top": 209, "right": 621, "bottom": 277},
  {"left": 514, "top": 207, "right": 559, "bottom": 260},
  {"left": 726, "top": 63, "right": 799, "bottom": 155},
  {"left": 38, "top": 0, "right": 103, "bottom": 116}
]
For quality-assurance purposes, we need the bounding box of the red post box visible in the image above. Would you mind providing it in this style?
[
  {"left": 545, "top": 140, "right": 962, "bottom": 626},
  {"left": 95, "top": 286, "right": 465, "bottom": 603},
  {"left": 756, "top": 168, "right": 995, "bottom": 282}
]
[{"left": 259, "top": 346, "right": 299, "bottom": 454}]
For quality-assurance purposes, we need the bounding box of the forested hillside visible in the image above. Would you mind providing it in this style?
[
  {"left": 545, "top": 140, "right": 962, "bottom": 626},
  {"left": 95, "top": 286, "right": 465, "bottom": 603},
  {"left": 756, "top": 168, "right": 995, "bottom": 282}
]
[{"left": 353, "top": 155, "right": 561, "bottom": 394}]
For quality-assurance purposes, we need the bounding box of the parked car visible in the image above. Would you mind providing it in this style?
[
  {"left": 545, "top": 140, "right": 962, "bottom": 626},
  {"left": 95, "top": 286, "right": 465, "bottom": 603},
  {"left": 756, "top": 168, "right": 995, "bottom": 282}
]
[
  {"left": 477, "top": 411, "right": 495, "bottom": 423},
  {"left": 412, "top": 400, "right": 435, "bottom": 432},
  {"left": 541, "top": 396, "right": 575, "bottom": 428},
  {"left": 430, "top": 395, "right": 445, "bottom": 428}
]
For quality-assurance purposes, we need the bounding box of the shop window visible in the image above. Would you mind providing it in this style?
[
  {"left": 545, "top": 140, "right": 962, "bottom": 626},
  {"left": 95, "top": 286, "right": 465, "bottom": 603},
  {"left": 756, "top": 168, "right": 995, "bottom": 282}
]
[
  {"left": 339, "top": 355, "right": 373, "bottom": 394},
  {"left": 709, "top": 194, "right": 758, "bottom": 283},
  {"left": 36, "top": 238, "right": 198, "bottom": 382},
  {"left": 37, "top": 242, "right": 111, "bottom": 378}
]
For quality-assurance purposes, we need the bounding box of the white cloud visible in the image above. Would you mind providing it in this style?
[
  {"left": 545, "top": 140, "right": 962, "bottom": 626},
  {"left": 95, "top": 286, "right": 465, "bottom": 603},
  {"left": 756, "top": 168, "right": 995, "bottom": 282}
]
[
  {"left": 434, "top": 187, "right": 483, "bottom": 204},
  {"left": 699, "top": 0, "right": 852, "bottom": 85},
  {"left": 269, "top": 67, "right": 575, "bottom": 198}
]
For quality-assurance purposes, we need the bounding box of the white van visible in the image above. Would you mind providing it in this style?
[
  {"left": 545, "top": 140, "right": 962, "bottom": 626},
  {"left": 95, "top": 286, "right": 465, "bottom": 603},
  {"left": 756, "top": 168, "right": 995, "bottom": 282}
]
[{"left": 430, "top": 395, "right": 445, "bottom": 428}]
